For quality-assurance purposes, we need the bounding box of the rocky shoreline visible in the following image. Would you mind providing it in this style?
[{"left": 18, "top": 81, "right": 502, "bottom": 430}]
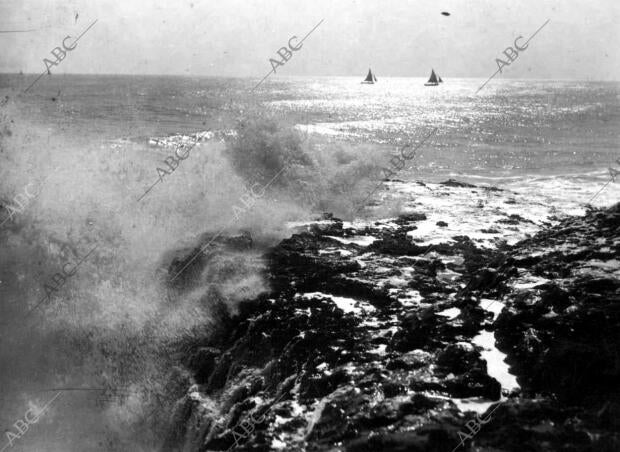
[{"left": 158, "top": 180, "right": 619, "bottom": 451}]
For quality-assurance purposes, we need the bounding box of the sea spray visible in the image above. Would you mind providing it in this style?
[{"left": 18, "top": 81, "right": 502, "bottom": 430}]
[
  {"left": 224, "top": 107, "right": 403, "bottom": 219},
  {"left": 1, "top": 100, "right": 421, "bottom": 450}
]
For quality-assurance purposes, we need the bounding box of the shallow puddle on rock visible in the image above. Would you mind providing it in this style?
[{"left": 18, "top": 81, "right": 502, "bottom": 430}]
[
  {"left": 436, "top": 307, "right": 461, "bottom": 319},
  {"left": 480, "top": 298, "right": 504, "bottom": 320},
  {"left": 472, "top": 330, "right": 520, "bottom": 392}
]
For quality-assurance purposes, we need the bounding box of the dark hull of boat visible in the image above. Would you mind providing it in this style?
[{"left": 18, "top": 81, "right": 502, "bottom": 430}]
[
  {"left": 424, "top": 82, "right": 439, "bottom": 86},
  {"left": 361, "top": 81, "right": 375, "bottom": 84}
]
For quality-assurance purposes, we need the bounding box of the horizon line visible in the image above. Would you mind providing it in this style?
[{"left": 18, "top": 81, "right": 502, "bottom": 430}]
[{"left": 1, "top": 72, "right": 619, "bottom": 82}]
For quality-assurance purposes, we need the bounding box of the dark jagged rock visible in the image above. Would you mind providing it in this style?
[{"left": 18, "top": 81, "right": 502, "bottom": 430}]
[
  {"left": 266, "top": 232, "right": 361, "bottom": 293},
  {"left": 497, "top": 213, "right": 535, "bottom": 225},
  {"left": 164, "top": 231, "right": 259, "bottom": 291},
  {"left": 393, "top": 212, "right": 427, "bottom": 225},
  {"left": 189, "top": 347, "right": 221, "bottom": 384},
  {"left": 158, "top": 203, "right": 620, "bottom": 452},
  {"left": 367, "top": 231, "right": 430, "bottom": 256},
  {"left": 440, "top": 179, "right": 477, "bottom": 188}
]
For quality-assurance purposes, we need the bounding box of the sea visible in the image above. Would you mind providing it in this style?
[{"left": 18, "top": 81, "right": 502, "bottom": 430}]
[
  {"left": 2, "top": 74, "right": 619, "bottom": 203},
  {"left": 0, "top": 74, "right": 618, "bottom": 451}
]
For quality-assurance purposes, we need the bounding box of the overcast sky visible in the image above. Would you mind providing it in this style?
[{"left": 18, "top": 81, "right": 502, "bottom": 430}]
[{"left": 1, "top": 0, "right": 619, "bottom": 80}]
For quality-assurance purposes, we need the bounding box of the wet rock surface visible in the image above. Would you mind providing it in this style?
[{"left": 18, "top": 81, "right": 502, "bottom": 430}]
[{"left": 160, "top": 187, "right": 619, "bottom": 451}]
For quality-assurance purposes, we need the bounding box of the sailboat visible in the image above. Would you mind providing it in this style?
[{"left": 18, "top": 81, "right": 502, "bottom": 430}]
[
  {"left": 424, "top": 69, "right": 441, "bottom": 86},
  {"left": 361, "top": 68, "right": 377, "bottom": 84}
]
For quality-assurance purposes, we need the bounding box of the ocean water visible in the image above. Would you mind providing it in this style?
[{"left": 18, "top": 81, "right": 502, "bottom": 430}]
[
  {"left": 3, "top": 74, "right": 619, "bottom": 199},
  {"left": 0, "top": 74, "right": 619, "bottom": 451}
]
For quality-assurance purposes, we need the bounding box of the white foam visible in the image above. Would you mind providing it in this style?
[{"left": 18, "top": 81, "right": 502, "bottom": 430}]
[
  {"left": 271, "top": 438, "right": 287, "bottom": 449},
  {"left": 286, "top": 220, "right": 334, "bottom": 228},
  {"left": 398, "top": 290, "right": 424, "bottom": 307},
  {"left": 326, "top": 235, "right": 377, "bottom": 246},
  {"left": 512, "top": 275, "right": 549, "bottom": 290},
  {"left": 424, "top": 392, "right": 500, "bottom": 415},
  {"left": 452, "top": 397, "right": 499, "bottom": 415},
  {"left": 368, "top": 344, "right": 387, "bottom": 355},
  {"left": 318, "top": 249, "right": 353, "bottom": 257},
  {"left": 299, "top": 292, "right": 375, "bottom": 314}
]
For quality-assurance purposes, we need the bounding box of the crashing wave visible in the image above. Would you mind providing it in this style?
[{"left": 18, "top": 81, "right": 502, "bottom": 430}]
[{"left": 147, "top": 130, "right": 237, "bottom": 148}]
